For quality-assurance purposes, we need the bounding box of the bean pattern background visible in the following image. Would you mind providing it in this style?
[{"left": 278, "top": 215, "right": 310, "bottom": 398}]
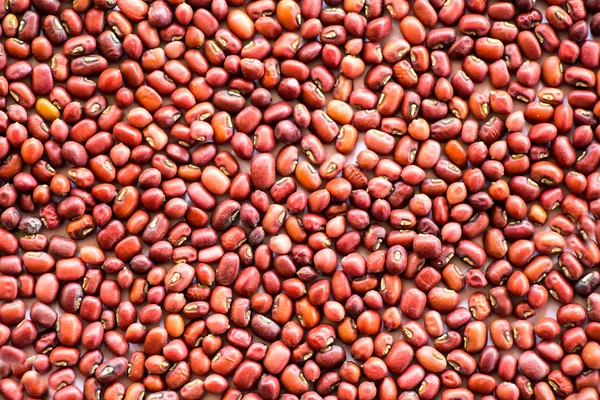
[{"left": 0, "top": 0, "right": 600, "bottom": 399}]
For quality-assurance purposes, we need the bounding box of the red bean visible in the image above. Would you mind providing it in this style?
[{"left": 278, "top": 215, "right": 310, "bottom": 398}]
[{"left": 2, "top": 0, "right": 600, "bottom": 398}]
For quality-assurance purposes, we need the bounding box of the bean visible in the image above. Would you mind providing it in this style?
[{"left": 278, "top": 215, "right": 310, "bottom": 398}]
[{"left": 1, "top": 0, "right": 599, "bottom": 398}]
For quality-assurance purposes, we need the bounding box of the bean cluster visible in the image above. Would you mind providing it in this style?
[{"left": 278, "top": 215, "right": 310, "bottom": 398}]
[{"left": 1, "top": 0, "right": 600, "bottom": 398}]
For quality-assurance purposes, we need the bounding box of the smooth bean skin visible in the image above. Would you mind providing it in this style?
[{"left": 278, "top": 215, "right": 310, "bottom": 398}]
[{"left": 2, "top": 0, "right": 600, "bottom": 399}]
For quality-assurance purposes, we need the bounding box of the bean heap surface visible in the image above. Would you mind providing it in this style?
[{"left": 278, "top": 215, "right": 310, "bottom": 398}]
[{"left": 1, "top": 0, "right": 600, "bottom": 399}]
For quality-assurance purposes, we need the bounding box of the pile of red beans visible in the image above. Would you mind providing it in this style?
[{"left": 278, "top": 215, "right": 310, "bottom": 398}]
[{"left": 2, "top": 0, "right": 600, "bottom": 398}]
